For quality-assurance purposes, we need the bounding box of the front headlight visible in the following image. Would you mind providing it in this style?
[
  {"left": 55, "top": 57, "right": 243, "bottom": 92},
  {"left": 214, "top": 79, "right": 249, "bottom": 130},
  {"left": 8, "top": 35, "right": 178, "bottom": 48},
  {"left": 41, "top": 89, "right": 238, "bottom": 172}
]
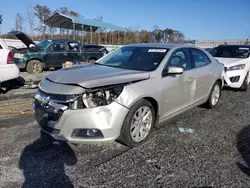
[
  {"left": 14, "top": 53, "right": 24, "bottom": 59},
  {"left": 82, "top": 85, "right": 124, "bottom": 108},
  {"left": 227, "top": 64, "right": 245, "bottom": 71}
]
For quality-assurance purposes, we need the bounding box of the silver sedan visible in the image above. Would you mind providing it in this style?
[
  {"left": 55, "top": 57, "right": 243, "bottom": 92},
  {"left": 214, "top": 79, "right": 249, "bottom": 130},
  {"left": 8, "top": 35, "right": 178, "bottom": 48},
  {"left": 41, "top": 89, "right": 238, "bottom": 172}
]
[{"left": 33, "top": 43, "right": 224, "bottom": 147}]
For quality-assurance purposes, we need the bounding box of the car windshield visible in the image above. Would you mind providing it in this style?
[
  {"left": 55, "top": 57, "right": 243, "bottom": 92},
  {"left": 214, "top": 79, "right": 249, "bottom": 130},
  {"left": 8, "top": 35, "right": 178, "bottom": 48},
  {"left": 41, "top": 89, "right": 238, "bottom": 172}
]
[
  {"left": 210, "top": 46, "right": 250, "bottom": 58},
  {"left": 96, "top": 46, "right": 168, "bottom": 71},
  {"left": 37, "top": 39, "right": 52, "bottom": 48}
]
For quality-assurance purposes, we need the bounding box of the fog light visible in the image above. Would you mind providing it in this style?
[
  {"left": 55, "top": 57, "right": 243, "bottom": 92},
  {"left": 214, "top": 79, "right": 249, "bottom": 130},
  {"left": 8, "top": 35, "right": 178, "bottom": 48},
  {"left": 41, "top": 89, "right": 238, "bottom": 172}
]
[
  {"left": 86, "top": 129, "right": 98, "bottom": 137},
  {"left": 230, "top": 76, "right": 240, "bottom": 83},
  {"left": 72, "top": 128, "right": 103, "bottom": 138}
]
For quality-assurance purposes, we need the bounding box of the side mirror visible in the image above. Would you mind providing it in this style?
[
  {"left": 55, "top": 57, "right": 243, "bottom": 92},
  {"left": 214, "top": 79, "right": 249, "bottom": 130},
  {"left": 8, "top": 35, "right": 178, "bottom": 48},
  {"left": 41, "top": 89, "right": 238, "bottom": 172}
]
[
  {"left": 29, "top": 44, "right": 36, "bottom": 48},
  {"left": 167, "top": 66, "right": 184, "bottom": 75}
]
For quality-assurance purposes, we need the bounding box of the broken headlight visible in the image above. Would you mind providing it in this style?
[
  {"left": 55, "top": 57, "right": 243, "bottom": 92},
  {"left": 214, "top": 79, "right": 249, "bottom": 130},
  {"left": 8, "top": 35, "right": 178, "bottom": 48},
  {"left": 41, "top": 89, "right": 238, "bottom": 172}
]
[{"left": 82, "top": 85, "right": 124, "bottom": 108}]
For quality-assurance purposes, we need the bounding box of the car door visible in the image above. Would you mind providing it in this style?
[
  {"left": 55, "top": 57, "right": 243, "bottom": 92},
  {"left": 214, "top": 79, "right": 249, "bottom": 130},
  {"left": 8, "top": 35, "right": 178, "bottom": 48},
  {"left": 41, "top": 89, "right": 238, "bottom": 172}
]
[
  {"left": 189, "top": 48, "right": 214, "bottom": 103},
  {"left": 161, "top": 48, "right": 196, "bottom": 118},
  {"left": 46, "top": 42, "right": 66, "bottom": 67},
  {"left": 67, "top": 41, "right": 82, "bottom": 63}
]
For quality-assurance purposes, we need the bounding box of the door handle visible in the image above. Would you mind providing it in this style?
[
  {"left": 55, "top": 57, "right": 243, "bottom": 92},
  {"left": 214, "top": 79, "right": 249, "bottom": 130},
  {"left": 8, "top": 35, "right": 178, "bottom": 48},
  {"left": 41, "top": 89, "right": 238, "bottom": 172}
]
[
  {"left": 188, "top": 77, "right": 194, "bottom": 82},
  {"left": 63, "top": 53, "right": 67, "bottom": 56}
]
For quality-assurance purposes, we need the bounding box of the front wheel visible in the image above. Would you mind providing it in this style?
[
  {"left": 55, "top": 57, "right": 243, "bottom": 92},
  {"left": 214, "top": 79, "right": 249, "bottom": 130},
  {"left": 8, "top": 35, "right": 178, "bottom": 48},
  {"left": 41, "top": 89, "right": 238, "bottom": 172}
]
[
  {"left": 26, "top": 60, "right": 44, "bottom": 74},
  {"left": 240, "top": 72, "right": 249, "bottom": 91},
  {"left": 118, "top": 99, "right": 155, "bottom": 147},
  {"left": 205, "top": 81, "right": 221, "bottom": 109}
]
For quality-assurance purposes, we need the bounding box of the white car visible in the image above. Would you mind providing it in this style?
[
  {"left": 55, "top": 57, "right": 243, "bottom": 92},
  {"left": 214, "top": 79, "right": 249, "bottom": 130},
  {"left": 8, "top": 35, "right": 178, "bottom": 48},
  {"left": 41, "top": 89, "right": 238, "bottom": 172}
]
[
  {"left": 210, "top": 45, "right": 250, "bottom": 91},
  {"left": 0, "top": 38, "right": 19, "bottom": 86}
]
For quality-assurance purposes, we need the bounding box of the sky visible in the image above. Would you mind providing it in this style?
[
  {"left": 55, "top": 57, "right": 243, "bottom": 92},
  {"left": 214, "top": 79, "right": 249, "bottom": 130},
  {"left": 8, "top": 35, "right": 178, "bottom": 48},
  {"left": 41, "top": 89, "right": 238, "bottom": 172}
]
[{"left": 0, "top": 0, "right": 249, "bottom": 40}]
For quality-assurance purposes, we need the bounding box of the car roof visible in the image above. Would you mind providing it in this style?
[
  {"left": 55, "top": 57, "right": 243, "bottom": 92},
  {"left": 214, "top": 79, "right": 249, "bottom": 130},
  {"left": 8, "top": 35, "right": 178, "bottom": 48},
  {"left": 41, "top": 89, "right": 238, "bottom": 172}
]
[
  {"left": 218, "top": 44, "right": 250, "bottom": 48},
  {"left": 83, "top": 44, "right": 105, "bottom": 48},
  {"left": 125, "top": 43, "right": 195, "bottom": 49},
  {"left": 47, "top": 39, "right": 79, "bottom": 43}
]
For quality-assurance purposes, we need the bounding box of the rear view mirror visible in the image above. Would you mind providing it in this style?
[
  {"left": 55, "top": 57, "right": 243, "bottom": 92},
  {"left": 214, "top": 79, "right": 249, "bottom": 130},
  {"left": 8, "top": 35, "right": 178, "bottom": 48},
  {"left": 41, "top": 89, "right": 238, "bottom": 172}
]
[{"left": 167, "top": 66, "right": 184, "bottom": 74}]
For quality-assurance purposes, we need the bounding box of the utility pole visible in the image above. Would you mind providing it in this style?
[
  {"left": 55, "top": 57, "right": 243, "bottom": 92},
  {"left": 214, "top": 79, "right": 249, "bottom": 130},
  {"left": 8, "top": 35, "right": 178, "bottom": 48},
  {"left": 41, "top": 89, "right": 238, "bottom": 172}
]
[{"left": 0, "top": 15, "right": 3, "bottom": 36}]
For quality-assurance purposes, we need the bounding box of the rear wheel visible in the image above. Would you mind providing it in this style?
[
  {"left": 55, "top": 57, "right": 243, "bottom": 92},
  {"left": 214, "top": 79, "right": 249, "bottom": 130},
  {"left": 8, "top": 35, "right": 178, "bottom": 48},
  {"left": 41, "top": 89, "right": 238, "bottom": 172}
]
[
  {"left": 240, "top": 72, "right": 249, "bottom": 91},
  {"left": 205, "top": 81, "right": 221, "bottom": 109},
  {"left": 118, "top": 99, "right": 155, "bottom": 147},
  {"left": 26, "top": 60, "right": 44, "bottom": 74}
]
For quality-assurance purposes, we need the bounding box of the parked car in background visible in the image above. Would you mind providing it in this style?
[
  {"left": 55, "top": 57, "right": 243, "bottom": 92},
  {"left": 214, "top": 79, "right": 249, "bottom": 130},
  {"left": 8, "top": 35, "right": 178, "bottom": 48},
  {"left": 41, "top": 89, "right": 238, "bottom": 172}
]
[
  {"left": 33, "top": 43, "right": 224, "bottom": 147},
  {"left": 204, "top": 48, "right": 212, "bottom": 52},
  {"left": 210, "top": 45, "right": 250, "bottom": 91},
  {"left": 9, "top": 31, "right": 108, "bottom": 74},
  {"left": 82, "top": 44, "right": 109, "bottom": 62},
  {"left": 0, "top": 38, "right": 19, "bottom": 87}
]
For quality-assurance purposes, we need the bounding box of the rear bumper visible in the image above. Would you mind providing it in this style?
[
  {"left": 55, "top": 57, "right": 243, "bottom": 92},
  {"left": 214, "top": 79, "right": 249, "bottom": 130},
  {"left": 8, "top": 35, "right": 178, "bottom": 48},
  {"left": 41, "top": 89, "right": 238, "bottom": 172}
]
[{"left": 0, "top": 64, "right": 20, "bottom": 83}]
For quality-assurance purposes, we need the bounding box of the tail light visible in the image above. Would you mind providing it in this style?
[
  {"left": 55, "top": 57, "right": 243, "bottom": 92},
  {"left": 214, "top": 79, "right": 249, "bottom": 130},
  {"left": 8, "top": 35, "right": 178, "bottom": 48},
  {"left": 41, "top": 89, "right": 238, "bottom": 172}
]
[{"left": 7, "top": 52, "right": 14, "bottom": 64}]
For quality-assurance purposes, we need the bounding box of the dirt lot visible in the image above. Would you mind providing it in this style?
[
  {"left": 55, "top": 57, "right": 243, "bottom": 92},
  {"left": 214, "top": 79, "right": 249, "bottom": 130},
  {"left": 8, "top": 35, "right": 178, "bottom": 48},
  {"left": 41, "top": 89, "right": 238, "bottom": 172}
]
[{"left": 0, "top": 87, "right": 250, "bottom": 188}]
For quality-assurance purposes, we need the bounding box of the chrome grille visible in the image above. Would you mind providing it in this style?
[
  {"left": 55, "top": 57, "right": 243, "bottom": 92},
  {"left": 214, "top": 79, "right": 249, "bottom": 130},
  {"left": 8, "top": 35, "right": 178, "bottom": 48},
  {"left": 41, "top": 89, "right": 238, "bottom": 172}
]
[{"left": 37, "top": 89, "right": 79, "bottom": 103}]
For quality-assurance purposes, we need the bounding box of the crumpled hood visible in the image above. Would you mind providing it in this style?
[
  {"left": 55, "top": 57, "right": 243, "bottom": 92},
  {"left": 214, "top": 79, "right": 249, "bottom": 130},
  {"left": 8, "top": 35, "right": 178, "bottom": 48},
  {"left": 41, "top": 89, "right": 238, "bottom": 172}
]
[
  {"left": 215, "top": 57, "right": 247, "bottom": 67},
  {"left": 46, "top": 63, "right": 150, "bottom": 88}
]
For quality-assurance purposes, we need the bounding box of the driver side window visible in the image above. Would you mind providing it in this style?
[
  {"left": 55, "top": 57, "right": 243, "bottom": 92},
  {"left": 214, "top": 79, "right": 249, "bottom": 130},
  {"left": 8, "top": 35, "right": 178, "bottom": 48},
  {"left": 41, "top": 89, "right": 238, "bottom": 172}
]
[{"left": 166, "top": 48, "right": 192, "bottom": 71}]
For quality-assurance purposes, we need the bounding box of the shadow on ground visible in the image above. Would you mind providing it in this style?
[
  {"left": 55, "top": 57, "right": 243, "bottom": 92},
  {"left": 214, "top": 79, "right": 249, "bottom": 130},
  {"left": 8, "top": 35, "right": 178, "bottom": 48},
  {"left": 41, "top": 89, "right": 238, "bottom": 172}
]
[
  {"left": 237, "top": 124, "right": 250, "bottom": 176},
  {"left": 0, "top": 77, "right": 25, "bottom": 94},
  {"left": 19, "top": 131, "right": 77, "bottom": 188}
]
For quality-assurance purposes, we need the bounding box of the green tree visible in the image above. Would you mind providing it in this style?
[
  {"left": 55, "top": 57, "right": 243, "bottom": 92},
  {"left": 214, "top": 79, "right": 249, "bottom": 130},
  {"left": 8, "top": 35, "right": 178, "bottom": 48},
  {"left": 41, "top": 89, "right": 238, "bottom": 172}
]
[
  {"left": 172, "top": 30, "right": 185, "bottom": 43},
  {"left": 34, "top": 4, "right": 51, "bottom": 38}
]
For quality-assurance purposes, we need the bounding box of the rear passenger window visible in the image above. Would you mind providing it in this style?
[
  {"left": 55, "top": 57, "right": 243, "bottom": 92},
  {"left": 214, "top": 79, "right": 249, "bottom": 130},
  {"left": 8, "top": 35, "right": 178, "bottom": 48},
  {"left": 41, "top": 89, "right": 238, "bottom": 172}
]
[
  {"left": 53, "top": 42, "right": 65, "bottom": 52},
  {"left": 191, "top": 49, "right": 211, "bottom": 68},
  {"left": 0, "top": 45, "right": 2, "bottom": 49}
]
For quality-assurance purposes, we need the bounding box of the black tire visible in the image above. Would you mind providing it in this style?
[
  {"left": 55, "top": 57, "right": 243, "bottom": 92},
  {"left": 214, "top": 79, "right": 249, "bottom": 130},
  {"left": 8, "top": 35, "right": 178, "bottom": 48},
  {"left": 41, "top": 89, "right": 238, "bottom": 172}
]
[
  {"left": 205, "top": 81, "right": 221, "bottom": 109},
  {"left": 240, "top": 72, "right": 249, "bottom": 91},
  {"left": 88, "top": 58, "right": 97, "bottom": 63},
  {"left": 26, "top": 60, "right": 44, "bottom": 74},
  {"left": 118, "top": 99, "right": 155, "bottom": 147}
]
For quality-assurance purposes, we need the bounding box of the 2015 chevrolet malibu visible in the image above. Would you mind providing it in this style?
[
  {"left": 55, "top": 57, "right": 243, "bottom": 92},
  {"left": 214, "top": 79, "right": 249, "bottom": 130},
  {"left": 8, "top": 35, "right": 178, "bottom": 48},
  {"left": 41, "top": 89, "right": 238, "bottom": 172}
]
[{"left": 33, "top": 44, "right": 224, "bottom": 147}]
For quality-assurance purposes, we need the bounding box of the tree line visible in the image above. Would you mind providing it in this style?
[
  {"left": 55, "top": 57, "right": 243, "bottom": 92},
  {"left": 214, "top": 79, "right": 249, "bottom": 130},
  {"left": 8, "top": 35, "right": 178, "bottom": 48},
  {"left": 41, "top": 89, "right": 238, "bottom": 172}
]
[{"left": 1, "top": 4, "right": 187, "bottom": 45}]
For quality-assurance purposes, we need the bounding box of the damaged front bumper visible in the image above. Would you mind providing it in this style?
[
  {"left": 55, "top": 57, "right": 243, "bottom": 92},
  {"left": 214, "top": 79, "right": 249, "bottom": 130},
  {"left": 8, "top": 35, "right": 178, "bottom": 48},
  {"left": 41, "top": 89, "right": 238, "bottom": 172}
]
[
  {"left": 32, "top": 90, "right": 129, "bottom": 144},
  {"left": 223, "top": 69, "right": 246, "bottom": 88}
]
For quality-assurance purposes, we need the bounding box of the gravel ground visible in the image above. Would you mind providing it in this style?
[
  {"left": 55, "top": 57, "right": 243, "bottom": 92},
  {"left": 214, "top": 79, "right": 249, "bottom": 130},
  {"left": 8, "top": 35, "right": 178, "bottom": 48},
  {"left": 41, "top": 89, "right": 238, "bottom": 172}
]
[
  {"left": 1, "top": 71, "right": 49, "bottom": 95},
  {"left": 0, "top": 88, "right": 250, "bottom": 188}
]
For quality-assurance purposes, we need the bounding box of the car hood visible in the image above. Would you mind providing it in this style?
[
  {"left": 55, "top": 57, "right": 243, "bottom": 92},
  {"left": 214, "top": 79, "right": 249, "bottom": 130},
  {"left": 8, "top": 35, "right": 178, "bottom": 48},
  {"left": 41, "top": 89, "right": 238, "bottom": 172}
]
[
  {"left": 8, "top": 31, "right": 38, "bottom": 49},
  {"left": 46, "top": 63, "right": 150, "bottom": 88},
  {"left": 215, "top": 57, "right": 247, "bottom": 67}
]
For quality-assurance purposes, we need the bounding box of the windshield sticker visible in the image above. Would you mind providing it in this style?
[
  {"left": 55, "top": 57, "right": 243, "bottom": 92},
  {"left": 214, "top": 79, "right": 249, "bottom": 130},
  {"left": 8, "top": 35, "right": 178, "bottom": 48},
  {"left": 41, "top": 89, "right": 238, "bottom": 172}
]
[
  {"left": 239, "top": 47, "right": 249, "bottom": 50},
  {"left": 148, "top": 49, "right": 166, "bottom": 53}
]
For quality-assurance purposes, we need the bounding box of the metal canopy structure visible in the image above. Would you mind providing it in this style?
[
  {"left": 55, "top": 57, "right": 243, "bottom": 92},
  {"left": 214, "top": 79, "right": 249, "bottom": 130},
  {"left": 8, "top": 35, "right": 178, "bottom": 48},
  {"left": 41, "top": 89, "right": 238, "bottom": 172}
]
[{"left": 46, "top": 13, "right": 127, "bottom": 43}]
